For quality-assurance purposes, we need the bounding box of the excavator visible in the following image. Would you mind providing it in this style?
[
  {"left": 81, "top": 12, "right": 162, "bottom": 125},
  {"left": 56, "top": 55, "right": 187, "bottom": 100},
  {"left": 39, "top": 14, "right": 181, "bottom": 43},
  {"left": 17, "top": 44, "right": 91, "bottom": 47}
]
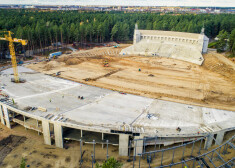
[{"left": 0, "top": 31, "right": 28, "bottom": 83}]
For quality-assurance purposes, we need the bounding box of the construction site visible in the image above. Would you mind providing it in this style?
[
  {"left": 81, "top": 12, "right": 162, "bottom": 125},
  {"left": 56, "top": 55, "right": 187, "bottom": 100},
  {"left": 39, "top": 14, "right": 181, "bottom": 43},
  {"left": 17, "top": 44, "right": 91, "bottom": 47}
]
[{"left": 0, "top": 29, "right": 235, "bottom": 168}]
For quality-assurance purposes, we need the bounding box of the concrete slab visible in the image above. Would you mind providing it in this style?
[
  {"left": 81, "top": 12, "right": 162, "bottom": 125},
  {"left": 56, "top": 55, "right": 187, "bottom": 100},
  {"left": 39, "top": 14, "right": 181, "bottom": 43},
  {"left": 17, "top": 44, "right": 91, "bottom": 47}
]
[{"left": 0, "top": 67, "right": 234, "bottom": 137}]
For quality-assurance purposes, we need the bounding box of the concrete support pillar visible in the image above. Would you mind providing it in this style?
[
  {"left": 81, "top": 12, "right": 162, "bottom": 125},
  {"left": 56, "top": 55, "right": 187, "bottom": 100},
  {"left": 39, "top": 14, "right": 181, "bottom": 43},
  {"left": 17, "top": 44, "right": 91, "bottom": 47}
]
[
  {"left": 36, "top": 120, "right": 40, "bottom": 135},
  {"left": 102, "top": 132, "right": 104, "bottom": 148},
  {"left": 133, "top": 135, "right": 144, "bottom": 156},
  {"left": 2, "top": 105, "right": 11, "bottom": 129},
  {"left": 42, "top": 120, "right": 51, "bottom": 145},
  {"left": 0, "top": 105, "right": 6, "bottom": 125},
  {"left": 23, "top": 116, "right": 26, "bottom": 130},
  {"left": 54, "top": 123, "right": 63, "bottom": 148},
  {"left": 215, "top": 131, "right": 225, "bottom": 145},
  {"left": 119, "top": 134, "right": 129, "bottom": 156},
  {"left": 204, "top": 134, "right": 214, "bottom": 150}
]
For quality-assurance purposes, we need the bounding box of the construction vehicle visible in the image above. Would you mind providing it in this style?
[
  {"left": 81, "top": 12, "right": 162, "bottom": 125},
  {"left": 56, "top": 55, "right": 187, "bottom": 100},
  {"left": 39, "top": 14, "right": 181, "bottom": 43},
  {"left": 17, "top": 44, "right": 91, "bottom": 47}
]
[
  {"left": 49, "top": 51, "right": 62, "bottom": 60},
  {"left": 103, "top": 60, "right": 109, "bottom": 67},
  {"left": 0, "top": 31, "right": 27, "bottom": 83},
  {"left": 114, "top": 44, "right": 120, "bottom": 48}
]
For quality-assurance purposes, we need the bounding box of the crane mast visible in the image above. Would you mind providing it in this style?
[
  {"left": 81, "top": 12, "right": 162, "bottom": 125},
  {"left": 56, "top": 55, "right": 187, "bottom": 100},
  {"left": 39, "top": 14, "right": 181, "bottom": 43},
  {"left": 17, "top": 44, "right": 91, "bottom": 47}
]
[{"left": 0, "top": 31, "right": 27, "bottom": 83}]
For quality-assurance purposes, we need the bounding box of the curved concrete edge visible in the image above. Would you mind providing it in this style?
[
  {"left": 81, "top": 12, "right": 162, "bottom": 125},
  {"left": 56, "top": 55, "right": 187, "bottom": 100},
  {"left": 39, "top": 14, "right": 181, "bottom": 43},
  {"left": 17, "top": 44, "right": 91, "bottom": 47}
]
[{"left": 0, "top": 102, "right": 234, "bottom": 156}]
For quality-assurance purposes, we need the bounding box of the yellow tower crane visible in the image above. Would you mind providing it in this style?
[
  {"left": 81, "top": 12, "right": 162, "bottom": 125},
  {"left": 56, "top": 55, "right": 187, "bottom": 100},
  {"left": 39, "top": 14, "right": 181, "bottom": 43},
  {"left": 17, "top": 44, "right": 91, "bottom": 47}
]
[{"left": 0, "top": 31, "right": 28, "bottom": 83}]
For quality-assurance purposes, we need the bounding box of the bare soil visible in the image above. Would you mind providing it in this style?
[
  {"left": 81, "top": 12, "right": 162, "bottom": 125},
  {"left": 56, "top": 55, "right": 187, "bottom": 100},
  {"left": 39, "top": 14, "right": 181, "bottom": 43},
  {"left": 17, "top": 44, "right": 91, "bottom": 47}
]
[{"left": 27, "top": 45, "right": 235, "bottom": 111}]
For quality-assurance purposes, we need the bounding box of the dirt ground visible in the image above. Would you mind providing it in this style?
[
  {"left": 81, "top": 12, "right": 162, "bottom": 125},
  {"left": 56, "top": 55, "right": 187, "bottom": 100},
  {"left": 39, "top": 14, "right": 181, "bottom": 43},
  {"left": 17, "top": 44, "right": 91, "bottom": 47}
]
[
  {"left": 1, "top": 124, "right": 234, "bottom": 168},
  {"left": 0, "top": 124, "right": 125, "bottom": 168},
  {"left": 27, "top": 45, "right": 235, "bottom": 111}
]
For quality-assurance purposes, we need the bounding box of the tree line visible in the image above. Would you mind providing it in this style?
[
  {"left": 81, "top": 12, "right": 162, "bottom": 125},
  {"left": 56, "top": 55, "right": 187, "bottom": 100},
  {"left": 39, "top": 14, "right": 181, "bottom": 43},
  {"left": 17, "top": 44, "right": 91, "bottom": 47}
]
[
  {"left": 214, "top": 29, "right": 235, "bottom": 56},
  {"left": 0, "top": 9, "right": 234, "bottom": 53}
]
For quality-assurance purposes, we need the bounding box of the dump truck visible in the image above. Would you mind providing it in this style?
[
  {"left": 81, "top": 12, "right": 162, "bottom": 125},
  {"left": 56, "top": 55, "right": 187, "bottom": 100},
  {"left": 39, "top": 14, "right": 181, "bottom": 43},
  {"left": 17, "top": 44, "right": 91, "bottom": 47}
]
[
  {"left": 49, "top": 51, "right": 62, "bottom": 60},
  {"left": 114, "top": 44, "right": 120, "bottom": 48}
]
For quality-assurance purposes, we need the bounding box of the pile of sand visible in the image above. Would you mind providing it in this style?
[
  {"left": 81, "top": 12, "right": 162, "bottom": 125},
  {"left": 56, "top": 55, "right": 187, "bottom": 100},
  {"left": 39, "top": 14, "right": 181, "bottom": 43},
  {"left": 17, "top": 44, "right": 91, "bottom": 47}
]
[
  {"left": 43, "top": 61, "right": 62, "bottom": 70},
  {"left": 57, "top": 56, "right": 68, "bottom": 63},
  {"left": 44, "top": 64, "right": 54, "bottom": 71},
  {"left": 58, "top": 56, "right": 85, "bottom": 65},
  {"left": 65, "top": 58, "right": 82, "bottom": 65}
]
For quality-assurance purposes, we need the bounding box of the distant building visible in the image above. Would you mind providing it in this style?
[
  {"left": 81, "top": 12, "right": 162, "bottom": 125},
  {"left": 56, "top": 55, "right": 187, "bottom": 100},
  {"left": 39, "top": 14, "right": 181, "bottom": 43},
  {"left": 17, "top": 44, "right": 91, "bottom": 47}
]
[
  {"left": 24, "top": 5, "right": 35, "bottom": 9},
  {"left": 120, "top": 24, "right": 209, "bottom": 65}
]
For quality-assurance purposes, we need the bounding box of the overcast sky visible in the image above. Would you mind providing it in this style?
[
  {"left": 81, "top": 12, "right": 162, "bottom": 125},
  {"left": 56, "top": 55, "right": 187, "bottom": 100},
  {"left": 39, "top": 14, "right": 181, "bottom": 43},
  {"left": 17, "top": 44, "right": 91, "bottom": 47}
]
[{"left": 1, "top": 0, "right": 235, "bottom": 7}]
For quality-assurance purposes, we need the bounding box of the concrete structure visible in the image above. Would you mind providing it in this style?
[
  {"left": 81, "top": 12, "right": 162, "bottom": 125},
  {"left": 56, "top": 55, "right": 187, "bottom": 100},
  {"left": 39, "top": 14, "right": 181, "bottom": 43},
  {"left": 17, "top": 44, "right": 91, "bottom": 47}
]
[
  {"left": 120, "top": 24, "right": 209, "bottom": 65},
  {"left": 2, "top": 105, "right": 11, "bottom": 128},
  {"left": 215, "top": 131, "right": 225, "bottom": 145},
  {"left": 133, "top": 135, "right": 144, "bottom": 156},
  {"left": 54, "top": 123, "right": 63, "bottom": 148},
  {"left": 204, "top": 134, "right": 214, "bottom": 150},
  {"left": 0, "top": 105, "right": 6, "bottom": 125},
  {"left": 119, "top": 134, "right": 129, "bottom": 156},
  {"left": 0, "top": 67, "right": 234, "bottom": 156},
  {"left": 42, "top": 120, "right": 51, "bottom": 145}
]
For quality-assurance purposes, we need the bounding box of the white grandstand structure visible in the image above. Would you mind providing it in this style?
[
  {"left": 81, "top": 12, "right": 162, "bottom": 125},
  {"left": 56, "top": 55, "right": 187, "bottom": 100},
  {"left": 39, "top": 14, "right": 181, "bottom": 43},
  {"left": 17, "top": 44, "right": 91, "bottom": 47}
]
[{"left": 120, "top": 24, "right": 209, "bottom": 65}]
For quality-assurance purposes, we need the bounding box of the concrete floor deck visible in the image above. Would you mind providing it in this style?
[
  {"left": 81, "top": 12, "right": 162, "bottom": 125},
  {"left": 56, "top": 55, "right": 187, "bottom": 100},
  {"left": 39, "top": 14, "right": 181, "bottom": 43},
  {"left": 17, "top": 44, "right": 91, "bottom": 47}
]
[{"left": 0, "top": 66, "right": 234, "bottom": 137}]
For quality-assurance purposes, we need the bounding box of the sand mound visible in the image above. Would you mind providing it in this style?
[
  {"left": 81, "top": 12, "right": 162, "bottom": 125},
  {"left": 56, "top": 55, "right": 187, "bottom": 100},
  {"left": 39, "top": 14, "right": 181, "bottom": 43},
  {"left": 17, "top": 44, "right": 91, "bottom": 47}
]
[
  {"left": 57, "top": 56, "right": 68, "bottom": 62},
  {"left": 57, "top": 56, "right": 82, "bottom": 65},
  {"left": 65, "top": 58, "right": 81, "bottom": 65},
  {"left": 44, "top": 64, "right": 54, "bottom": 71},
  {"left": 43, "top": 61, "right": 62, "bottom": 70},
  {"left": 48, "top": 61, "right": 61, "bottom": 66}
]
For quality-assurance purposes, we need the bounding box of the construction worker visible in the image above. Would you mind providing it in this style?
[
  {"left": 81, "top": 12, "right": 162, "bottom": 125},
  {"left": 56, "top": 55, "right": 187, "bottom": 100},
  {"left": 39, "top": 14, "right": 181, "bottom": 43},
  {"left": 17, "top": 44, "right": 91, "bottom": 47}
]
[
  {"left": 176, "top": 127, "right": 181, "bottom": 132},
  {"left": 49, "top": 99, "right": 52, "bottom": 103}
]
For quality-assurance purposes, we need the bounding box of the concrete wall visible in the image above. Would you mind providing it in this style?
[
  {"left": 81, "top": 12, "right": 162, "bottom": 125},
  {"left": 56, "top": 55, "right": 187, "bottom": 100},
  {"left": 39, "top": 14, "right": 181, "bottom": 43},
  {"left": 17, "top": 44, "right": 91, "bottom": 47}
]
[
  {"left": 54, "top": 123, "right": 63, "bottom": 148},
  {"left": 134, "top": 30, "right": 141, "bottom": 44},
  {"left": 0, "top": 105, "right": 6, "bottom": 125},
  {"left": 204, "top": 134, "right": 214, "bottom": 150},
  {"left": 42, "top": 120, "right": 51, "bottom": 145},
  {"left": 2, "top": 105, "right": 11, "bottom": 128},
  {"left": 119, "top": 134, "right": 129, "bottom": 156},
  {"left": 133, "top": 135, "right": 144, "bottom": 156},
  {"left": 202, "top": 36, "right": 209, "bottom": 53},
  {"left": 215, "top": 131, "right": 225, "bottom": 145}
]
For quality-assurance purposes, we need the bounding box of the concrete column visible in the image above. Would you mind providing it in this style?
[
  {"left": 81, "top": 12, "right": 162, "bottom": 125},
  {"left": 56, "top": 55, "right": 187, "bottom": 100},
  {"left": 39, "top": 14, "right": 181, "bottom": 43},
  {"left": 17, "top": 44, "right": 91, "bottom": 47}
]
[
  {"left": 2, "top": 105, "right": 11, "bottom": 128},
  {"left": 133, "top": 135, "right": 144, "bottom": 156},
  {"left": 42, "top": 120, "right": 51, "bottom": 145},
  {"left": 54, "top": 123, "right": 63, "bottom": 148},
  {"left": 23, "top": 116, "right": 26, "bottom": 130},
  {"left": 36, "top": 120, "right": 40, "bottom": 135},
  {"left": 204, "top": 134, "right": 214, "bottom": 150},
  {"left": 102, "top": 132, "right": 104, "bottom": 148},
  {"left": 119, "top": 134, "right": 129, "bottom": 156},
  {"left": 0, "top": 105, "right": 6, "bottom": 125},
  {"left": 215, "top": 131, "right": 225, "bottom": 145}
]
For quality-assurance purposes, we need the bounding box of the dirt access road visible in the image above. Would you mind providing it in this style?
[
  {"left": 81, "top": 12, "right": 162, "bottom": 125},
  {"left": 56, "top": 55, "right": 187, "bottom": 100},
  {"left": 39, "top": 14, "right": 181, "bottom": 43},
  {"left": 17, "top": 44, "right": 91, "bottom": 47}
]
[{"left": 27, "top": 45, "right": 235, "bottom": 111}]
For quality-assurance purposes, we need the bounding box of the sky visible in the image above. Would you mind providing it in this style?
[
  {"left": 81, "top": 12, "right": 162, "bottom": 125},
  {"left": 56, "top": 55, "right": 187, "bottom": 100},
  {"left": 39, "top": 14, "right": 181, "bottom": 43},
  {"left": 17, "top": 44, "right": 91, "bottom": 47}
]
[{"left": 1, "top": 0, "right": 235, "bottom": 7}]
